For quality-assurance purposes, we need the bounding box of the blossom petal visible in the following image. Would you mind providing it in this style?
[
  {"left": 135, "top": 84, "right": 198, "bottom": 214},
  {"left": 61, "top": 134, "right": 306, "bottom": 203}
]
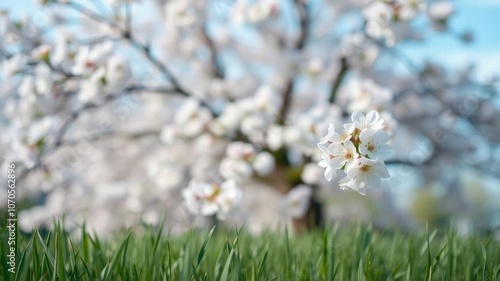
[
  {"left": 319, "top": 123, "right": 335, "bottom": 144},
  {"left": 327, "top": 142, "right": 344, "bottom": 155},
  {"left": 351, "top": 111, "right": 365, "bottom": 124},
  {"left": 324, "top": 166, "right": 333, "bottom": 181},
  {"left": 366, "top": 110, "right": 379, "bottom": 124},
  {"left": 343, "top": 140, "right": 357, "bottom": 153},
  {"left": 329, "top": 157, "right": 345, "bottom": 169},
  {"left": 372, "top": 161, "right": 390, "bottom": 178},
  {"left": 372, "top": 129, "right": 389, "bottom": 144}
]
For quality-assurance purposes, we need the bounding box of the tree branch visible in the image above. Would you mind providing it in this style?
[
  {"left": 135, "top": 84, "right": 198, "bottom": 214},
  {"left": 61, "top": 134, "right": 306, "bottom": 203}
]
[
  {"left": 278, "top": 80, "right": 293, "bottom": 125},
  {"left": 295, "top": 1, "right": 309, "bottom": 50},
  {"left": 64, "top": 1, "right": 121, "bottom": 31},
  {"left": 329, "top": 56, "right": 348, "bottom": 103},
  {"left": 125, "top": 0, "right": 132, "bottom": 38},
  {"left": 201, "top": 24, "right": 224, "bottom": 79},
  {"left": 278, "top": 1, "right": 309, "bottom": 124},
  {"left": 63, "top": 1, "right": 189, "bottom": 98}
]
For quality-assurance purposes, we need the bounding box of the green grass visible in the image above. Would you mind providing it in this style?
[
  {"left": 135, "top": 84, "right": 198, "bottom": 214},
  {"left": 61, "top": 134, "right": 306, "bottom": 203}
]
[{"left": 1, "top": 222, "right": 500, "bottom": 281}]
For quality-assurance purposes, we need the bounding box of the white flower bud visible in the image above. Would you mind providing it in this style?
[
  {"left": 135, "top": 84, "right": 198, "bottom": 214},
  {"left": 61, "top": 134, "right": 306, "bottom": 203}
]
[{"left": 428, "top": 1, "right": 454, "bottom": 20}]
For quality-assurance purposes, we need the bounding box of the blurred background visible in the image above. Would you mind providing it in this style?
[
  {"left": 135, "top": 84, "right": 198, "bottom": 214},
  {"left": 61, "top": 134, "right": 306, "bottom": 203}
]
[{"left": 1, "top": 0, "right": 499, "bottom": 236}]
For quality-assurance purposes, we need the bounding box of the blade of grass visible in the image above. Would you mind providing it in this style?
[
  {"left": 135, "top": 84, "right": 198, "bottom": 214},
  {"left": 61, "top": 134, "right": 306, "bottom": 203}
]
[
  {"left": 220, "top": 244, "right": 235, "bottom": 281},
  {"left": 79, "top": 256, "right": 93, "bottom": 280},
  {"left": 425, "top": 222, "right": 432, "bottom": 281},
  {"left": 36, "top": 231, "right": 55, "bottom": 269},
  {"left": 101, "top": 231, "right": 131, "bottom": 281},
  {"left": 14, "top": 237, "right": 31, "bottom": 281},
  {"left": 55, "top": 230, "right": 67, "bottom": 281},
  {"left": 81, "top": 222, "right": 90, "bottom": 264},
  {"left": 481, "top": 240, "right": 487, "bottom": 281},
  {"left": 256, "top": 246, "right": 269, "bottom": 280},
  {"left": 196, "top": 226, "right": 216, "bottom": 269}
]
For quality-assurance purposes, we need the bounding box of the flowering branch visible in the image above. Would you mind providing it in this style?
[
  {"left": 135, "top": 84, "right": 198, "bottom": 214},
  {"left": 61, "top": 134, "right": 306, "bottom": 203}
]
[{"left": 63, "top": 1, "right": 191, "bottom": 98}]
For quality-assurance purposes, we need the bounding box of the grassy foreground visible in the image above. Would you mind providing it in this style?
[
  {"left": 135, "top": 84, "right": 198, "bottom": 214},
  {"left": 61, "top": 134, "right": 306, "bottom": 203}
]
[{"left": 1, "top": 223, "right": 500, "bottom": 281}]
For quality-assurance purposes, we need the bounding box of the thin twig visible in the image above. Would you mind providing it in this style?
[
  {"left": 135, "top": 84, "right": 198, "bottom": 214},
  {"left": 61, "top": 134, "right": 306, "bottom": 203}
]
[{"left": 64, "top": 1, "right": 121, "bottom": 30}]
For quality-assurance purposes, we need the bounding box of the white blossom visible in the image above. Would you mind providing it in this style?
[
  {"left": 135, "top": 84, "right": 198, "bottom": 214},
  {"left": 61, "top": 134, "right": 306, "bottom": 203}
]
[
  {"left": 247, "top": 2, "right": 278, "bottom": 23},
  {"left": 72, "top": 42, "right": 112, "bottom": 76},
  {"left": 281, "top": 185, "right": 313, "bottom": 218},
  {"left": 174, "top": 99, "right": 212, "bottom": 138},
  {"left": 165, "top": 0, "right": 197, "bottom": 27},
  {"left": 230, "top": 2, "right": 248, "bottom": 24},
  {"left": 31, "top": 44, "right": 51, "bottom": 62},
  {"left": 363, "top": 2, "right": 392, "bottom": 24},
  {"left": 34, "top": 64, "right": 53, "bottom": 95},
  {"left": 427, "top": 1, "right": 455, "bottom": 31},
  {"left": 50, "top": 33, "right": 74, "bottom": 67},
  {"left": 351, "top": 110, "right": 385, "bottom": 131},
  {"left": 318, "top": 123, "right": 353, "bottom": 145},
  {"left": 397, "top": 0, "right": 426, "bottom": 20},
  {"left": 301, "top": 163, "right": 324, "bottom": 185},
  {"left": 146, "top": 160, "right": 183, "bottom": 191},
  {"left": 363, "top": 2, "right": 394, "bottom": 42},
  {"left": 27, "top": 116, "right": 58, "bottom": 145},
  {"left": 215, "top": 180, "right": 244, "bottom": 219},
  {"left": 226, "top": 142, "right": 256, "bottom": 160},
  {"left": 252, "top": 151, "right": 275, "bottom": 176},
  {"left": 232, "top": 1, "right": 279, "bottom": 24},
  {"left": 326, "top": 140, "right": 359, "bottom": 170},
  {"left": 182, "top": 179, "right": 243, "bottom": 220},
  {"left": 358, "top": 129, "right": 392, "bottom": 160},
  {"left": 220, "top": 158, "right": 253, "bottom": 182},
  {"left": 343, "top": 79, "right": 393, "bottom": 113},
  {"left": 182, "top": 180, "right": 219, "bottom": 216},
  {"left": 428, "top": 1, "right": 454, "bottom": 21},
  {"left": 266, "top": 125, "right": 285, "bottom": 151},
  {"left": 346, "top": 157, "right": 390, "bottom": 190},
  {"left": 105, "top": 55, "right": 131, "bottom": 92},
  {"left": 318, "top": 111, "right": 392, "bottom": 194},
  {"left": 2, "top": 54, "right": 26, "bottom": 79},
  {"left": 78, "top": 67, "right": 106, "bottom": 103}
]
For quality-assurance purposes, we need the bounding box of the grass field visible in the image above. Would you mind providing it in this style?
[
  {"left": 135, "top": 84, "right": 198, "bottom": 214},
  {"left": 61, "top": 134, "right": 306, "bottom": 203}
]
[{"left": 1, "top": 222, "right": 500, "bottom": 281}]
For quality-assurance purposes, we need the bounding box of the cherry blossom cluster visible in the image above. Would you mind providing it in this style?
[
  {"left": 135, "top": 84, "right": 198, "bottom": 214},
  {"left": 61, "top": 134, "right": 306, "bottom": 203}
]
[
  {"left": 73, "top": 42, "right": 131, "bottom": 103},
  {"left": 318, "top": 111, "right": 392, "bottom": 195},
  {"left": 362, "top": 0, "right": 455, "bottom": 46}
]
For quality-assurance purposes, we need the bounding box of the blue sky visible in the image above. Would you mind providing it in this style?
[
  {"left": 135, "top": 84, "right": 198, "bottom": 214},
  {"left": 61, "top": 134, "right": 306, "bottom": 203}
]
[
  {"left": 1, "top": 0, "right": 499, "bottom": 78},
  {"left": 398, "top": 0, "right": 500, "bottom": 78}
]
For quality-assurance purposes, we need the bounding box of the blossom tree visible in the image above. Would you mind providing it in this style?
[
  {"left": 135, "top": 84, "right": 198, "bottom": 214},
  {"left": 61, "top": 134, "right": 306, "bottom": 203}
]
[{"left": 1, "top": 0, "right": 498, "bottom": 235}]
